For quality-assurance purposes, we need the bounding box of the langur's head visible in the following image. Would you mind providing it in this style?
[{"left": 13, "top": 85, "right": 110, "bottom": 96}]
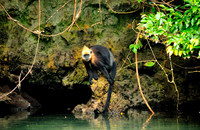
[{"left": 82, "top": 46, "right": 93, "bottom": 62}]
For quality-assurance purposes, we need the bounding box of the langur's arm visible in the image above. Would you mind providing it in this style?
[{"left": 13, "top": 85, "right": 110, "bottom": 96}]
[
  {"left": 84, "top": 62, "right": 93, "bottom": 84},
  {"left": 91, "top": 65, "right": 98, "bottom": 80}
]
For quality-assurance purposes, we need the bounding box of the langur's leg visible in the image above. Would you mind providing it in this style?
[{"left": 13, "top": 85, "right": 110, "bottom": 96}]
[{"left": 100, "top": 67, "right": 113, "bottom": 84}]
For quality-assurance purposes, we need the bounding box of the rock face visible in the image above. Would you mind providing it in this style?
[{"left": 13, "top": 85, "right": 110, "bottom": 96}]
[
  {"left": 0, "top": 0, "right": 138, "bottom": 85},
  {"left": 0, "top": 84, "right": 40, "bottom": 114},
  {"left": 0, "top": 85, "right": 30, "bottom": 111},
  {"left": 0, "top": 0, "right": 200, "bottom": 114}
]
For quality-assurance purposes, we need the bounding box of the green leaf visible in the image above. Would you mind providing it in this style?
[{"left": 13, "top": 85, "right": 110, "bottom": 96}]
[
  {"left": 166, "top": 8, "right": 174, "bottom": 13},
  {"left": 132, "top": 48, "right": 137, "bottom": 53},
  {"left": 197, "top": 19, "right": 200, "bottom": 25},
  {"left": 159, "top": 5, "right": 166, "bottom": 8},
  {"left": 157, "top": 30, "right": 164, "bottom": 35},
  {"left": 178, "top": 21, "right": 183, "bottom": 31},
  {"left": 175, "top": 5, "right": 181, "bottom": 9},
  {"left": 152, "top": 6, "right": 156, "bottom": 13},
  {"left": 166, "top": 46, "right": 173, "bottom": 54},
  {"left": 137, "top": 0, "right": 200, "bottom": 59},
  {"left": 175, "top": 11, "right": 182, "bottom": 17},
  {"left": 129, "top": 44, "right": 135, "bottom": 49},
  {"left": 179, "top": 51, "right": 183, "bottom": 57},
  {"left": 193, "top": 46, "right": 200, "bottom": 49},
  {"left": 159, "top": 18, "right": 163, "bottom": 25},
  {"left": 144, "top": 62, "right": 155, "bottom": 67},
  {"left": 141, "top": 19, "right": 147, "bottom": 23},
  {"left": 163, "top": 23, "right": 169, "bottom": 31},
  {"left": 167, "top": 17, "right": 172, "bottom": 25},
  {"left": 155, "top": 13, "right": 161, "bottom": 20},
  {"left": 138, "top": 40, "right": 143, "bottom": 48},
  {"left": 192, "top": 6, "right": 198, "bottom": 12},
  {"left": 166, "top": 39, "right": 174, "bottom": 45},
  {"left": 135, "top": 44, "right": 139, "bottom": 49},
  {"left": 184, "top": 4, "right": 191, "bottom": 8},
  {"left": 191, "top": 18, "right": 195, "bottom": 26},
  {"left": 174, "top": 49, "right": 178, "bottom": 56},
  {"left": 137, "top": 0, "right": 143, "bottom": 3},
  {"left": 198, "top": 51, "right": 200, "bottom": 58}
]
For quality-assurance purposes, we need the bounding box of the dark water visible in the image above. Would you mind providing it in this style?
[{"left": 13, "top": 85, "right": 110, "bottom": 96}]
[{"left": 0, "top": 110, "right": 200, "bottom": 130}]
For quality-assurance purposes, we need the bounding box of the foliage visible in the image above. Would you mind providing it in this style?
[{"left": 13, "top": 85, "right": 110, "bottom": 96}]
[
  {"left": 144, "top": 61, "right": 155, "bottom": 67},
  {"left": 136, "top": 0, "right": 144, "bottom": 3},
  {"left": 129, "top": 39, "right": 143, "bottom": 53},
  {"left": 136, "top": 0, "right": 200, "bottom": 58}
]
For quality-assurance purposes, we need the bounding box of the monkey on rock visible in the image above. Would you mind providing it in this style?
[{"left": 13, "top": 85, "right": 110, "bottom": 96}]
[{"left": 82, "top": 45, "right": 117, "bottom": 113}]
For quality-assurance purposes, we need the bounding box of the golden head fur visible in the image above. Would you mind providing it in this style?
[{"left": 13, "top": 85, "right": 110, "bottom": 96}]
[{"left": 82, "top": 46, "right": 93, "bottom": 61}]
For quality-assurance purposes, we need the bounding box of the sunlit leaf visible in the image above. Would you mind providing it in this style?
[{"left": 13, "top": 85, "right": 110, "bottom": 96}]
[
  {"left": 197, "top": 19, "right": 200, "bottom": 25},
  {"left": 191, "top": 18, "right": 195, "bottom": 26},
  {"left": 198, "top": 51, "right": 200, "bottom": 58},
  {"left": 163, "top": 23, "right": 169, "bottom": 31},
  {"left": 157, "top": 30, "right": 164, "bottom": 35},
  {"left": 189, "top": 44, "right": 193, "bottom": 50},
  {"left": 190, "top": 39, "right": 199, "bottom": 45},
  {"left": 174, "top": 49, "right": 178, "bottom": 56},
  {"left": 166, "top": 8, "right": 174, "bottom": 13},
  {"left": 178, "top": 51, "right": 183, "bottom": 56},
  {"left": 129, "top": 44, "right": 135, "bottom": 49},
  {"left": 135, "top": 44, "right": 139, "bottom": 49},
  {"left": 155, "top": 13, "right": 161, "bottom": 20},
  {"left": 132, "top": 48, "right": 137, "bottom": 53},
  {"left": 138, "top": 0, "right": 200, "bottom": 58},
  {"left": 137, "top": 0, "right": 143, "bottom": 3},
  {"left": 178, "top": 21, "right": 183, "bottom": 31},
  {"left": 169, "top": 50, "right": 173, "bottom": 56},
  {"left": 166, "top": 46, "right": 173, "bottom": 54},
  {"left": 192, "top": 6, "right": 198, "bottom": 12},
  {"left": 159, "top": 5, "right": 166, "bottom": 8},
  {"left": 144, "top": 62, "right": 155, "bottom": 67}
]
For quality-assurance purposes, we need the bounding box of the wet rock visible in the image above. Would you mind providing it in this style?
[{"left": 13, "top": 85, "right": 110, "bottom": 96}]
[{"left": 0, "top": 85, "right": 40, "bottom": 113}]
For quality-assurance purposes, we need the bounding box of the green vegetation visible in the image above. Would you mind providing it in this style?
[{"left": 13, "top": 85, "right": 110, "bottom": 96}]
[{"left": 131, "top": 0, "right": 200, "bottom": 59}]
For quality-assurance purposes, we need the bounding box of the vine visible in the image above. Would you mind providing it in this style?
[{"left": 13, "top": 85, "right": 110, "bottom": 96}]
[{"left": 0, "top": 0, "right": 41, "bottom": 99}]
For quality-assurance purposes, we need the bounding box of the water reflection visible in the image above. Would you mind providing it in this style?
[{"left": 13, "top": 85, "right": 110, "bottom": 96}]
[
  {"left": 141, "top": 112, "right": 154, "bottom": 130},
  {"left": 0, "top": 110, "right": 200, "bottom": 130},
  {"left": 0, "top": 111, "right": 29, "bottom": 129}
]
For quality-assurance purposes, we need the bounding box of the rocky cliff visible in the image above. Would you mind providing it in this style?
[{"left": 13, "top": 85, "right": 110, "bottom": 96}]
[{"left": 0, "top": 0, "right": 200, "bottom": 114}]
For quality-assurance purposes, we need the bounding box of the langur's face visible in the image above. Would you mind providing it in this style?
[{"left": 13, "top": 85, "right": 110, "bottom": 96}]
[{"left": 82, "top": 46, "right": 93, "bottom": 61}]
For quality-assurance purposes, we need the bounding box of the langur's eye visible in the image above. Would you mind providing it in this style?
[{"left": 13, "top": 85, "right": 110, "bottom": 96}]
[{"left": 90, "top": 51, "right": 92, "bottom": 54}]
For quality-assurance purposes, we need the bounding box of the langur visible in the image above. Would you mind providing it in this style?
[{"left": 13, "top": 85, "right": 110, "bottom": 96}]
[{"left": 82, "top": 45, "right": 117, "bottom": 113}]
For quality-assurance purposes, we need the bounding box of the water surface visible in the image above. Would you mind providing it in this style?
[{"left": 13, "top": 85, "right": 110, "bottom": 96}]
[{"left": 0, "top": 110, "right": 200, "bottom": 130}]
